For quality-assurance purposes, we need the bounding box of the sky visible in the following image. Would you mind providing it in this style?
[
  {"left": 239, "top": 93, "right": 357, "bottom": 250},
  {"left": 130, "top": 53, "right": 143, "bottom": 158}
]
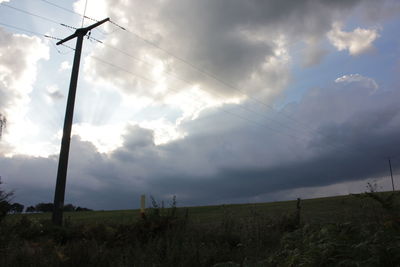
[{"left": 0, "top": 0, "right": 399, "bottom": 210}]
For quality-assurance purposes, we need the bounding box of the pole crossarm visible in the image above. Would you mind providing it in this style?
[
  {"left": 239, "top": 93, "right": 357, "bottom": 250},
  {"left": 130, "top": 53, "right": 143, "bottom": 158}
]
[{"left": 56, "top": 17, "right": 109, "bottom": 45}]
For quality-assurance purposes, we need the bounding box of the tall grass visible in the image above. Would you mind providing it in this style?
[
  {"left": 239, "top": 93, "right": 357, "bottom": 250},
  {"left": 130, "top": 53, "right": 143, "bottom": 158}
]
[{"left": 1, "top": 193, "right": 400, "bottom": 266}]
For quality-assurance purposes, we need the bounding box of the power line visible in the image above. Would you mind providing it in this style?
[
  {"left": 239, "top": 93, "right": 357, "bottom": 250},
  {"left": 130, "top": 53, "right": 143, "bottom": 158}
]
[
  {"left": 0, "top": 20, "right": 374, "bottom": 160},
  {"left": 49, "top": 39, "right": 75, "bottom": 54},
  {"left": 90, "top": 55, "right": 301, "bottom": 139},
  {"left": 1, "top": 8, "right": 393, "bottom": 199},
  {"left": 1, "top": 1, "right": 101, "bottom": 38},
  {"left": 0, "top": 21, "right": 47, "bottom": 36},
  {"left": 60, "top": 23, "right": 78, "bottom": 31},
  {"left": 89, "top": 37, "right": 313, "bottom": 137},
  {"left": 81, "top": 0, "right": 88, "bottom": 27},
  {"left": 35, "top": 0, "right": 111, "bottom": 36},
  {"left": 113, "top": 26, "right": 316, "bottom": 130},
  {"left": 0, "top": 8, "right": 241, "bottom": 125},
  {"left": 84, "top": 16, "right": 387, "bottom": 160},
  {"left": 4, "top": 3, "right": 367, "bottom": 157},
  {"left": 34, "top": 1, "right": 345, "bottom": 154},
  {"left": 1, "top": 2, "right": 60, "bottom": 24},
  {"left": 38, "top": 0, "right": 78, "bottom": 16},
  {"left": 90, "top": 47, "right": 378, "bottom": 159},
  {"left": 89, "top": 54, "right": 329, "bottom": 142},
  {"left": 1, "top": 1, "right": 314, "bottom": 138},
  {"left": 89, "top": 54, "right": 378, "bottom": 161},
  {"left": 0, "top": 21, "right": 72, "bottom": 53},
  {"left": 0, "top": 20, "right": 357, "bottom": 159},
  {"left": 32, "top": 0, "right": 381, "bottom": 158},
  {"left": 0, "top": 2, "right": 78, "bottom": 31},
  {"left": 37, "top": 0, "right": 124, "bottom": 30},
  {"left": 34, "top": 1, "right": 322, "bottom": 138}
]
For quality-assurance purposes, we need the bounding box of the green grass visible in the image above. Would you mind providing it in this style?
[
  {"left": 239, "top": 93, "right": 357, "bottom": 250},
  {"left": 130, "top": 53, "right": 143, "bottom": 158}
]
[
  {"left": 8, "top": 191, "right": 398, "bottom": 225},
  {"left": 2, "top": 191, "right": 400, "bottom": 266}
]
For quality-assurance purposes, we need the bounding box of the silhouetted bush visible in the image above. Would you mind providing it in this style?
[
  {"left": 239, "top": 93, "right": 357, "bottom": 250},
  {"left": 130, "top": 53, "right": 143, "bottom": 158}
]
[
  {"left": 75, "top": 206, "right": 92, "bottom": 212},
  {"left": 35, "top": 202, "right": 54, "bottom": 213},
  {"left": 25, "top": 206, "right": 36, "bottom": 213},
  {"left": 26, "top": 203, "right": 92, "bottom": 213},
  {"left": 63, "top": 204, "right": 76, "bottom": 212},
  {"left": 267, "top": 222, "right": 400, "bottom": 266},
  {"left": 0, "top": 178, "right": 12, "bottom": 222},
  {"left": 9, "top": 203, "right": 24, "bottom": 213}
]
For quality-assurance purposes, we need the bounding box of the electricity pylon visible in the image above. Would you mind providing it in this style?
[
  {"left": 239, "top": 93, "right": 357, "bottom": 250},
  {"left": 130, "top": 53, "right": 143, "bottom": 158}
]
[{"left": 52, "top": 18, "right": 109, "bottom": 225}]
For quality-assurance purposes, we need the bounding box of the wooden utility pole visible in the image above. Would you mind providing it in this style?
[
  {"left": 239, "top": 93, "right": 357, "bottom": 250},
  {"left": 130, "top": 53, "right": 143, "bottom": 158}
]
[
  {"left": 52, "top": 18, "right": 109, "bottom": 225},
  {"left": 389, "top": 158, "right": 395, "bottom": 191}
]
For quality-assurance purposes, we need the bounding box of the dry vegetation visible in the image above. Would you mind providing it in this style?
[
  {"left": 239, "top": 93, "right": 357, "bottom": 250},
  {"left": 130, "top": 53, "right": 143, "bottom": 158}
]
[{"left": 1, "top": 190, "right": 400, "bottom": 266}]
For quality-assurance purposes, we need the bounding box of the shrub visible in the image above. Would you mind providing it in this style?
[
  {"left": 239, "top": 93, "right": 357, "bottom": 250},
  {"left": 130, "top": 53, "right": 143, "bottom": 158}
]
[
  {"left": 0, "top": 178, "right": 12, "bottom": 222},
  {"left": 267, "top": 222, "right": 400, "bottom": 266},
  {"left": 25, "top": 206, "right": 36, "bottom": 213},
  {"left": 2, "top": 194, "right": 400, "bottom": 266},
  {"left": 9, "top": 203, "right": 24, "bottom": 214},
  {"left": 34, "top": 202, "right": 54, "bottom": 213}
]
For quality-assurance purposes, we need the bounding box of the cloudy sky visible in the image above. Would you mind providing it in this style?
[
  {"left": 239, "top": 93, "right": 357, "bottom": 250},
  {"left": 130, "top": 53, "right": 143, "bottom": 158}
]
[{"left": 0, "top": 0, "right": 399, "bottom": 210}]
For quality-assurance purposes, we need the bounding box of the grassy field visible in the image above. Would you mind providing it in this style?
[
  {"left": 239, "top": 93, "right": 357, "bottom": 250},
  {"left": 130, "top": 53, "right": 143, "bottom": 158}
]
[
  {"left": 2, "top": 191, "right": 400, "bottom": 266},
  {"left": 7, "top": 191, "right": 397, "bottom": 225}
]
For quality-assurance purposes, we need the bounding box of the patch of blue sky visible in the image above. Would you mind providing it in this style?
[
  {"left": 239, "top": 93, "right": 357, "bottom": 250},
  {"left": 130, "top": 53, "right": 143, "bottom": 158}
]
[{"left": 281, "top": 16, "right": 400, "bottom": 109}]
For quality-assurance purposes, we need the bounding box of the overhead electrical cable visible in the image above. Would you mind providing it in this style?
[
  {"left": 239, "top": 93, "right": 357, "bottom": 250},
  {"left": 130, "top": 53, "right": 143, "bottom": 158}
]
[
  {"left": 35, "top": 0, "right": 326, "bottom": 136},
  {"left": 88, "top": 37, "right": 314, "bottom": 136},
  {"left": 1, "top": 1, "right": 313, "bottom": 138},
  {"left": 0, "top": 21, "right": 45, "bottom": 36},
  {"left": 88, "top": 54, "right": 387, "bottom": 162},
  {"left": 0, "top": 2, "right": 77, "bottom": 31},
  {"left": 0, "top": 16, "right": 373, "bottom": 160},
  {"left": 3, "top": 2, "right": 392, "bottom": 193},
  {"left": 0, "top": 18, "right": 305, "bottom": 142},
  {"left": 90, "top": 55, "right": 302, "bottom": 139},
  {"left": 1, "top": 2, "right": 60, "bottom": 24}
]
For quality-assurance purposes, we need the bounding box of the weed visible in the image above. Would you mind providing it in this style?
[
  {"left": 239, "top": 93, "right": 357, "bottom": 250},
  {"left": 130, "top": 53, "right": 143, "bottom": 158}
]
[{"left": 1, "top": 194, "right": 400, "bottom": 266}]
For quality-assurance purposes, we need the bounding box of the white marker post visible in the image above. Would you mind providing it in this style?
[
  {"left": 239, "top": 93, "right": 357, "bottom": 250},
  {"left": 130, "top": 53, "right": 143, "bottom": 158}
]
[{"left": 140, "top": 194, "right": 146, "bottom": 219}]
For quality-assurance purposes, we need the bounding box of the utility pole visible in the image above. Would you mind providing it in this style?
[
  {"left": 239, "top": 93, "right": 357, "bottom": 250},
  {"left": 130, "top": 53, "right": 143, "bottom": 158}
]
[
  {"left": 388, "top": 158, "right": 395, "bottom": 192},
  {"left": 52, "top": 18, "right": 109, "bottom": 225}
]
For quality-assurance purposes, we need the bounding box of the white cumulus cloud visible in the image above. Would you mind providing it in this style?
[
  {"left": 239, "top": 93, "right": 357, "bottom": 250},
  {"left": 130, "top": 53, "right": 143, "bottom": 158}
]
[
  {"left": 59, "top": 61, "right": 72, "bottom": 71},
  {"left": 327, "top": 22, "right": 380, "bottom": 55},
  {"left": 335, "top": 74, "right": 378, "bottom": 90},
  {"left": 0, "top": 27, "right": 49, "bottom": 155}
]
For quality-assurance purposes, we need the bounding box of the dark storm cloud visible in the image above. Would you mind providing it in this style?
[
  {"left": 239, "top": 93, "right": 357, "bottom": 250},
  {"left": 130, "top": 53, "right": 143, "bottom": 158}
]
[
  {"left": 2, "top": 76, "right": 399, "bottom": 209},
  {"left": 90, "top": 0, "right": 374, "bottom": 99},
  {"left": 104, "top": 80, "right": 400, "bottom": 207},
  {"left": 0, "top": 155, "right": 57, "bottom": 205},
  {"left": 149, "top": 125, "right": 400, "bottom": 204},
  {"left": 2, "top": 0, "right": 400, "bottom": 209}
]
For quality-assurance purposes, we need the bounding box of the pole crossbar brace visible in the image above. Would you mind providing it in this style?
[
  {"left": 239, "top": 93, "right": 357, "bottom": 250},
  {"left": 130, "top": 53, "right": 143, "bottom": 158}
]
[
  {"left": 57, "top": 18, "right": 109, "bottom": 45},
  {"left": 52, "top": 18, "right": 109, "bottom": 226}
]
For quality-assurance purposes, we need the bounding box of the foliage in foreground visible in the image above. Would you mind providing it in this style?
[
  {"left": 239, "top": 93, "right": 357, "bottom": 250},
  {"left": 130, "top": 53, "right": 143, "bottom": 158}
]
[
  {"left": 0, "top": 193, "right": 399, "bottom": 266},
  {"left": 0, "top": 178, "right": 13, "bottom": 222}
]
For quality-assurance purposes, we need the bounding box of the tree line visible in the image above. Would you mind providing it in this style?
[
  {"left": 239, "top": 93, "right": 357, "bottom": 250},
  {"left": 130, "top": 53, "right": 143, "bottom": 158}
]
[
  {"left": 25, "top": 203, "right": 92, "bottom": 213},
  {"left": 6, "top": 202, "right": 92, "bottom": 214},
  {"left": 1, "top": 178, "right": 92, "bottom": 224}
]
